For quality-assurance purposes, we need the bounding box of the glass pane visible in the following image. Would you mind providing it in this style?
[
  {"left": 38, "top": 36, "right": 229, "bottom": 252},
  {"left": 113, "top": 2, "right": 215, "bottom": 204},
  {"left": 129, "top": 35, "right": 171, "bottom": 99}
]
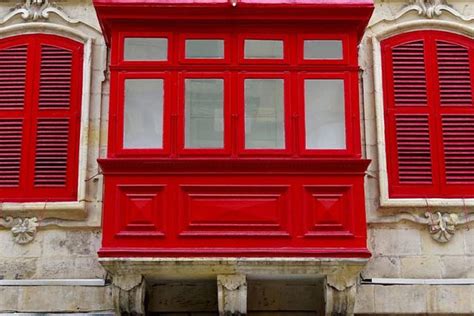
[
  {"left": 185, "top": 40, "right": 224, "bottom": 59},
  {"left": 245, "top": 79, "right": 285, "bottom": 149},
  {"left": 124, "top": 38, "right": 168, "bottom": 61},
  {"left": 305, "top": 79, "right": 346, "bottom": 149},
  {"left": 185, "top": 79, "right": 224, "bottom": 148},
  {"left": 124, "top": 79, "right": 164, "bottom": 149},
  {"left": 244, "top": 40, "right": 283, "bottom": 59},
  {"left": 304, "top": 40, "right": 343, "bottom": 60}
]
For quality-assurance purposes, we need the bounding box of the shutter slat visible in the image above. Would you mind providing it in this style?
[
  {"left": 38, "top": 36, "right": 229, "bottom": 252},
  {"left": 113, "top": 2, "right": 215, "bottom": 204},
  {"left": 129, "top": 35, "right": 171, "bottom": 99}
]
[
  {"left": 0, "top": 119, "right": 23, "bottom": 186},
  {"left": 392, "top": 40, "right": 427, "bottom": 107},
  {"left": 34, "top": 118, "right": 70, "bottom": 186},
  {"left": 442, "top": 115, "right": 474, "bottom": 183},
  {"left": 0, "top": 45, "right": 27, "bottom": 110},
  {"left": 437, "top": 41, "right": 472, "bottom": 106},
  {"left": 395, "top": 114, "right": 433, "bottom": 183},
  {"left": 39, "top": 45, "right": 73, "bottom": 109}
]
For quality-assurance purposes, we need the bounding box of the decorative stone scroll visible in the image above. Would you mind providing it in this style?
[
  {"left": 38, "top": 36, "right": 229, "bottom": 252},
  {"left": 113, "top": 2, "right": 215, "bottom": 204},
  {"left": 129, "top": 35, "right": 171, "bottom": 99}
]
[
  {"left": 390, "top": 0, "right": 471, "bottom": 21},
  {"left": 0, "top": 0, "right": 81, "bottom": 25},
  {"left": 0, "top": 217, "right": 39, "bottom": 244}
]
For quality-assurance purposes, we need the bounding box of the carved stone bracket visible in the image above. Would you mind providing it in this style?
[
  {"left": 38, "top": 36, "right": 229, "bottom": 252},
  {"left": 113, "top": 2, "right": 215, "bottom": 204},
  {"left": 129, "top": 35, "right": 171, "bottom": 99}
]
[
  {"left": 389, "top": 0, "right": 472, "bottom": 21},
  {"left": 0, "top": 216, "right": 39, "bottom": 244},
  {"left": 217, "top": 275, "right": 247, "bottom": 316},
  {"left": 111, "top": 274, "right": 146, "bottom": 315}
]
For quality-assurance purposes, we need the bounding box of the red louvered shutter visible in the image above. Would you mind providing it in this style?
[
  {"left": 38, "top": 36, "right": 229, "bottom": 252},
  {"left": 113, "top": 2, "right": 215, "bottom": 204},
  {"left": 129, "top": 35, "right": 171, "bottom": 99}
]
[
  {"left": 382, "top": 31, "right": 474, "bottom": 198},
  {"left": 0, "top": 35, "right": 83, "bottom": 202},
  {"left": 436, "top": 37, "right": 474, "bottom": 196},
  {"left": 0, "top": 42, "right": 28, "bottom": 193},
  {"left": 383, "top": 35, "right": 438, "bottom": 197}
]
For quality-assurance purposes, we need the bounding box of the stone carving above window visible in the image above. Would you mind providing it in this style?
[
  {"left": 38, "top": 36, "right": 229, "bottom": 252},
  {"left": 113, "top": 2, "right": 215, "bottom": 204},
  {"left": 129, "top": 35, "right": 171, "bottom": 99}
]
[
  {"left": 21, "top": 0, "right": 50, "bottom": 21},
  {"left": 0, "top": 217, "right": 39, "bottom": 244},
  {"left": 1, "top": 0, "right": 80, "bottom": 24},
  {"left": 391, "top": 0, "right": 471, "bottom": 21}
]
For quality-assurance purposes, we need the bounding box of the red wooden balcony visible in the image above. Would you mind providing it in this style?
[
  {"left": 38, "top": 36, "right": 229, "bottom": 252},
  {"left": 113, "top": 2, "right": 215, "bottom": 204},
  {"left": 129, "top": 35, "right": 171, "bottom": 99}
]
[{"left": 94, "top": 0, "right": 373, "bottom": 258}]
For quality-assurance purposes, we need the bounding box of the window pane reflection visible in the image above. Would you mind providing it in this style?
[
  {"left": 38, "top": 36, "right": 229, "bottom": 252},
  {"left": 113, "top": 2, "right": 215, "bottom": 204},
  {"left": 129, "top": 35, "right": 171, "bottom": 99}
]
[
  {"left": 244, "top": 79, "right": 285, "bottom": 149},
  {"left": 185, "top": 40, "right": 224, "bottom": 59},
  {"left": 244, "top": 40, "right": 283, "bottom": 59},
  {"left": 124, "top": 38, "right": 168, "bottom": 61},
  {"left": 305, "top": 79, "right": 346, "bottom": 149},
  {"left": 304, "top": 40, "right": 343, "bottom": 60},
  {"left": 185, "top": 79, "right": 224, "bottom": 148},
  {"left": 124, "top": 79, "right": 164, "bottom": 149}
]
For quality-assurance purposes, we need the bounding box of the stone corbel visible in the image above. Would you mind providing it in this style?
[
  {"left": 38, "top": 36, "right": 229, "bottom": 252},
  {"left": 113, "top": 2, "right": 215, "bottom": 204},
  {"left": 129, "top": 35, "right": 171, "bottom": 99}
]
[
  {"left": 111, "top": 274, "right": 146, "bottom": 315},
  {"left": 217, "top": 275, "right": 247, "bottom": 316},
  {"left": 389, "top": 0, "right": 471, "bottom": 21},
  {"left": 325, "top": 264, "right": 365, "bottom": 315},
  {"left": 0, "top": 216, "right": 38, "bottom": 244}
]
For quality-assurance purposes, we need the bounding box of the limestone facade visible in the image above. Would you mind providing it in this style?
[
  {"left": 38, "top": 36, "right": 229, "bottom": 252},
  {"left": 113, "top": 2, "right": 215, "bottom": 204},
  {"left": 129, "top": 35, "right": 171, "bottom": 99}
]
[{"left": 0, "top": 0, "right": 472, "bottom": 314}]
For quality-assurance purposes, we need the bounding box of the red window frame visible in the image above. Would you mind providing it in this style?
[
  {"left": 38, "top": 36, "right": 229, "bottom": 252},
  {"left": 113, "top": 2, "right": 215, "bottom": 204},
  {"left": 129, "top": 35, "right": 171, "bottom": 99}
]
[
  {"left": 0, "top": 34, "right": 83, "bottom": 202},
  {"left": 382, "top": 30, "right": 474, "bottom": 198},
  {"left": 107, "top": 25, "right": 362, "bottom": 159}
]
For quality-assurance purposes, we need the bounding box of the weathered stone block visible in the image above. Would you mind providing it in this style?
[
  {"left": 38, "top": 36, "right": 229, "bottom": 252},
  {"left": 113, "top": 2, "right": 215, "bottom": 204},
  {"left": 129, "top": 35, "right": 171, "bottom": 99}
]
[
  {"left": 374, "top": 284, "right": 429, "bottom": 314},
  {"left": 370, "top": 228, "right": 422, "bottom": 256},
  {"left": 354, "top": 284, "right": 375, "bottom": 314},
  {"left": 0, "top": 286, "right": 19, "bottom": 311},
  {"left": 430, "top": 285, "right": 474, "bottom": 314},
  {"left": 18, "top": 285, "right": 113, "bottom": 312},
  {"left": 440, "top": 256, "right": 470, "bottom": 278},
  {"left": 400, "top": 256, "right": 442, "bottom": 278},
  {"left": 464, "top": 228, "right": 474, "bottom": 255},
  {"left": 421, "top": 227, "right": 465, "bottom": 256},
  {"left": 361, "top": 256, "right": 400, "bottom": 279},
  {"left": 0, "top": 258, "right": 37, "bottom": 279}
]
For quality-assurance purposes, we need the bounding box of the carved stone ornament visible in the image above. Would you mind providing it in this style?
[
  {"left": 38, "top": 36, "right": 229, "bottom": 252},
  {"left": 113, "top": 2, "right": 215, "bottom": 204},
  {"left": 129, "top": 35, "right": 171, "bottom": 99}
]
[
  {"left": 21, "top": 0, "right": 50, "bottom": 20},
  {"left": 0, "top": 0, "right": 80, "bottom": 24},
  {"left": 425, "top": 212, "right": 458, "bottom": 243},
  {"left": 389, "top": 0, "right": 471, "bottom": 21},
  {"left": 1, "top": 217, "right": 39, "bottom": 244}
]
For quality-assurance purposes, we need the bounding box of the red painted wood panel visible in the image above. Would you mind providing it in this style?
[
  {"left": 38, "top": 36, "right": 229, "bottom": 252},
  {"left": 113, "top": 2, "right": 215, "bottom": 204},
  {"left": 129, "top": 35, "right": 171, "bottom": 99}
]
[{"left": 98, "top": 159, "right": 370, "bottom": 257}]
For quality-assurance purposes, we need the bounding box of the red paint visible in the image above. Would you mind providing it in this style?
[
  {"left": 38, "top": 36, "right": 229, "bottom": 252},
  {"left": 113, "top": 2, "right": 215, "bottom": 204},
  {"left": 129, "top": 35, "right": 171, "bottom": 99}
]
[
  {"left": 94, "top": 0, "right": 373, "bottom": 257},
  {"left": 99, "top": 159, "right": 370, "bottom": 257},
  {"left": 382, "top": 31, "right": 474, "bottom": 198},
  {"left": 0, "top": 34, "right": 83, "bottom": 202}
]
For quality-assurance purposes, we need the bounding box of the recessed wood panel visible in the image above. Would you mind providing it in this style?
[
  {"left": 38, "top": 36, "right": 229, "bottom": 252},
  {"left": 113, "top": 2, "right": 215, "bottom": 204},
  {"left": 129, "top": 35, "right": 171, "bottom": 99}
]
[
  {"left": 179, "top": 185, "right": 290, "bottom": 237},
  {"left": 303, "top": 185, "right": 353, "bottom": 237},
  {"left": 116, "top": 185, "right": 166, "bottom": 237}
]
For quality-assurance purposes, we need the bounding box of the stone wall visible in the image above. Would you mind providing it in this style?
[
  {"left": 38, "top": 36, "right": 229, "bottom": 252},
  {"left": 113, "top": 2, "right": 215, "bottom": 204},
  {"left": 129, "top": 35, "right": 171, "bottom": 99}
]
[
  {"left": 0, "top": 0, "right": 112, "bottom": 312},
  {"left": 356, "top": 0, "right": 474, "bottom": 313}
]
